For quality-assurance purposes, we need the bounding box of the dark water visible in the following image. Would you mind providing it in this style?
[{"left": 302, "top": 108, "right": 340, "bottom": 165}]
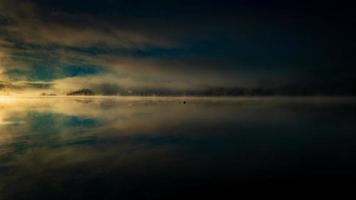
[{"left": 0, "top": 97, "right": 355, "bottom": 199}]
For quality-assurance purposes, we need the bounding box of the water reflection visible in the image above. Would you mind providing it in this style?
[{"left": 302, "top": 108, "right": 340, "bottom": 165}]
[{"left": 0, "top": 97, "right": 356, "bottom": 199}]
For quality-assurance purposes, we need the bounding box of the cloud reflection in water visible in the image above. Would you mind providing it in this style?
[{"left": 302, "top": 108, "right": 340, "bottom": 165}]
[{"left": 0, "top": 97, "right": 356, "bottom": 199}]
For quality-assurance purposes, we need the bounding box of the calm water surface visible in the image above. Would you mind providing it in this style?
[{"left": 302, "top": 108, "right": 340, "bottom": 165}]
[{"left": 0, "top": 97, "right": 355, "bottom": 199}]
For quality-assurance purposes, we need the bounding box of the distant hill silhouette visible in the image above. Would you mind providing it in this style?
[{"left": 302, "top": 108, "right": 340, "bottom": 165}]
[
  {"left": 41, "top": 93, "right": 57, "bottom": 96},
  {"left": 67, "top": 89, "right": 95, "bottom": 96},
  {"left": 63, "top": 85, "right": 355, "bottom": 97}
]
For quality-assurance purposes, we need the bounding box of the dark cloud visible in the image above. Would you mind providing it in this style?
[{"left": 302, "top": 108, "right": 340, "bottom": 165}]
[{"left": 0, "top": 0, "right": 355, "bottom": 94}]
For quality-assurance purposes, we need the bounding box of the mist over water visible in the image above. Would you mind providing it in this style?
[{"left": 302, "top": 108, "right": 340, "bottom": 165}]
[{"left": 0, "top": 97, "right": 356, "bottom": 199}]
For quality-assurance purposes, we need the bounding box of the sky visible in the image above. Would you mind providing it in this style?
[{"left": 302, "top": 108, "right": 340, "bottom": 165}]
[{"left": 0, "top": 0, "right": 355, "bottom": 95}]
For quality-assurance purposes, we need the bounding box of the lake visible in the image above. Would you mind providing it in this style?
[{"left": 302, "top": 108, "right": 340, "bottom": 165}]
[{"left": 0, "top": 97, "right": 355, "bottom": 199}]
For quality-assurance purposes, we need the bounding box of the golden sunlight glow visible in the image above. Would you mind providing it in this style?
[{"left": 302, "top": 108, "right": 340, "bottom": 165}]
[{"left": 0, "top": 95, "right": 14, "bottom": 103}]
